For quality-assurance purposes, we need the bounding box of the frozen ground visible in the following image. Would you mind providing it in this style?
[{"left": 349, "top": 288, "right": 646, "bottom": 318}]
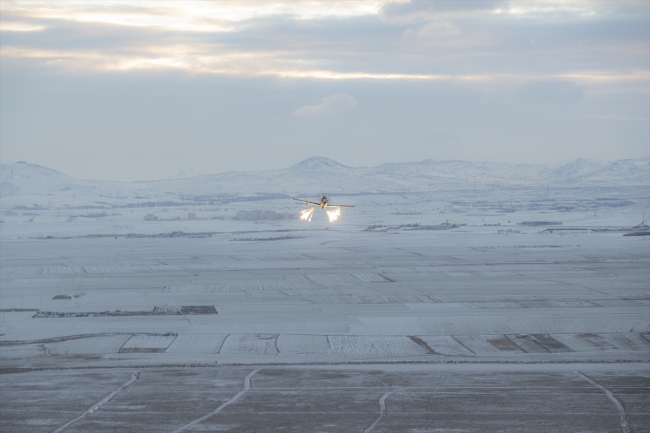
[
  {"left": 1, "top": 160, "right": 649, "bottom": 432},
  {"left": 2, "top": 367, "right": 649, "bottom": 433}
]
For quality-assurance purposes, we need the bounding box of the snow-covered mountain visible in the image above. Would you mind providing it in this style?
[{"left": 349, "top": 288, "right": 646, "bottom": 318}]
[
  {"left": 1, "top": 157, "right": 648, "bottom": 208},
  {"left": 0, "top": 161, "right": 130, "bottom": 204},
  {"left": 290, "top": 156, "right": 350, "bottom": 171},
  {"left": 172, "top": 169, "right": 202, "bottom": 179}
]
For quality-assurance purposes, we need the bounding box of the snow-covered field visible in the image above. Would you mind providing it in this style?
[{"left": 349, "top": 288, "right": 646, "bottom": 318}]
[{"left": 1, "top": 158, "right": 648, "bottom": 431}]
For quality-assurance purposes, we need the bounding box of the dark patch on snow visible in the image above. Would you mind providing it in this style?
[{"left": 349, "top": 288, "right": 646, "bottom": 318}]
[
  {"left": 487, "top": 337, "right": 523, "bottom": 352},
  {"left": 531, "top": 334, "right": 572, "bottom": 353}
]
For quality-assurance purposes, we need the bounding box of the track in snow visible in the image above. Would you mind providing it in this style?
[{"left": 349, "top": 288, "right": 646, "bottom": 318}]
[
  {"left": 51, "top": 371, "right": 139, "bottom": 433},
  {"left": 171, "top": 369, "right": 260, "bottom": 433}
]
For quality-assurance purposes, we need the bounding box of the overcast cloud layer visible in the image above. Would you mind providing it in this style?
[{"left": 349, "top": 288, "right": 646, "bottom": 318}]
[{"left": 1, "top": 0, "right": 648, "bottom": 180}]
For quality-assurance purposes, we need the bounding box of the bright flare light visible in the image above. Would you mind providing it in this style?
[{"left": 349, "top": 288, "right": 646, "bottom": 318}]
[
  {"left": 326, "top": 207, "right": 341, "bottom": 222},
  {"left": 300, "top": 207, "right": 315, "bottom": 222}
]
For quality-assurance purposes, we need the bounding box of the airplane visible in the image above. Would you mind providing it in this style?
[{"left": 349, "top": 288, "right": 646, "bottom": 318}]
[
  {"left": 292, "top": 194, "right": 355, "bottom": 222},
  {"left": 293, "top": 194, "right": 355, "bottom": 209}
]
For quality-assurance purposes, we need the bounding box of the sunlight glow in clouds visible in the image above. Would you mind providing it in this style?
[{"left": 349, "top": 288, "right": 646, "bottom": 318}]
[
  {"left": 3, "top": 41, "right": 645, "bottom": 85},
  {"left": 7, "top": 0, "right": 603, "bottom": 32},
  {"left": 0, "top": 21, "right": 45, "bottom": 31},
  {"left": 9, "top": 1, "right": 395, "bottom": 33},
  {"left": 1, "top": 0, "right": 646, "bottom": 86}
]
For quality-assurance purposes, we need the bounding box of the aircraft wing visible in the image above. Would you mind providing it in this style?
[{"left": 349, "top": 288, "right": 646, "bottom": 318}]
[
  {"left": 326, "top": 204, "right": 355, "bottom": 208},
  {"left": 293, "top": 198, "right": 320, "bottom": 206}
]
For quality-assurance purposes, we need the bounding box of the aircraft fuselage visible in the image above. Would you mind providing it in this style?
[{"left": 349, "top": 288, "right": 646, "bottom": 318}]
[{"left": 319, "top": 195, "right": 328, "bottom": 209}]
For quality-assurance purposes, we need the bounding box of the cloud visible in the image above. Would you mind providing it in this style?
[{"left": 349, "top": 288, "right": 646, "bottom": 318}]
[
  {"left": 0, "top": 21, "right": 46, "bottom": 32},
  {"left": 3, "top": 1, "right": 389, "bottom": 33},
  {"left": 381, "top": 0, "right": 503, "bottom": 23},
  {"left": 404, "top": 21, "right": 461, "bottom": 38},
  {"left": 0, "top": 0, "right": 647, "bottom": 86},
  {"left": 3, "top": 44, "right": 645, "bottom": 84},
  {"left": 293, "top": 94, "right": 357, "bottom": 118}
]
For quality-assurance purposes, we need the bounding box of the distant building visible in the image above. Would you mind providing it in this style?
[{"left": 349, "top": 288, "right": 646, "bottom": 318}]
[
  {"left": 188, "top": 212, "right": 196, "bottom": 220},
  {"left": 143, "top": 214, "right": 158, "bottom": 221}
]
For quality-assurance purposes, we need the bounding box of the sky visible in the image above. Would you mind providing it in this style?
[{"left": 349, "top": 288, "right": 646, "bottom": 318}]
[{"left": 1, "top": 0, "right": 648, "bottom": 181}]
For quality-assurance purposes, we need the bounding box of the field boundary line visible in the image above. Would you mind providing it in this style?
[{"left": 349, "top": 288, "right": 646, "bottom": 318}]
[{"left": 451, "top": 336, "right": 476, "bottom": 354}]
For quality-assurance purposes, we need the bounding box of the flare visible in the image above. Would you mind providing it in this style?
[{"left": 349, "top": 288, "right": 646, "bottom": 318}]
[
  {"left": 300, "top": 207, "right": 315, "bottom": 222},
  {"left": 326, "top": 207, "right": 341, "bottom": 222}
]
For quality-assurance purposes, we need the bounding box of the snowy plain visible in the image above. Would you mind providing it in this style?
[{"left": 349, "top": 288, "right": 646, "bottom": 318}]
[{"left": 1, "top": 157, "right": 648, "bottom": 432}]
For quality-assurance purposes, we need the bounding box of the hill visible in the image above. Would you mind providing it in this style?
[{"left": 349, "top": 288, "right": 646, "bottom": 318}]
[{"left": 1, "top": 157, "right": 647, "bottom": 208}]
